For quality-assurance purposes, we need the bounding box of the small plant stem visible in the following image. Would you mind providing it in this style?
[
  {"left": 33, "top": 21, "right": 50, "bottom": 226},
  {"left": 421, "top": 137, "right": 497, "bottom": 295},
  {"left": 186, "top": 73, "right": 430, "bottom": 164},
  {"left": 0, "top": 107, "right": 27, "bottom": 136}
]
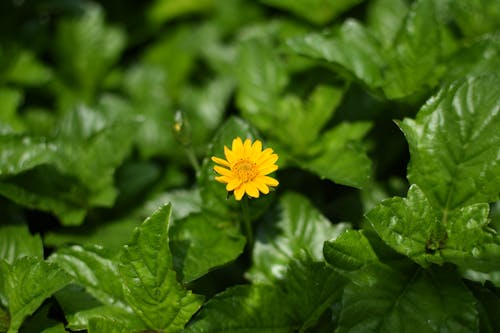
[
  {"left": 241, "top": 197, "right": 253, "bottom": 251},
  {"left": 184, "top": 144, "right": 201, "bottom": 174}
]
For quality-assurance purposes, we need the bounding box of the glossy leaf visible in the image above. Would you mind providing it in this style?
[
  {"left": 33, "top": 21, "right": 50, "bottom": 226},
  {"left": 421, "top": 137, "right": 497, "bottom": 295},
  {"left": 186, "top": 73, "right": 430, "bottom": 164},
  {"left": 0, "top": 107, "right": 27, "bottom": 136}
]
[
  {"left": 49, "top": 245, "right": 126, "bottom": 308},
  {"left": 2, "top": 257, "right": 71, "bottom": 333},
  {"left": 367, "top": 185, "right": 500, "bottom": 284},
  {"left": 324, "top": 231, "right": 478, "bottom": 333},
  {"left": 399, "top": 74, "right": 500, "bottom": 210},
  {"left": 184, "top": 284, "right": 293, "bottom": 333},
  {"left": 382, "top": 0, "right": 443, "bottom": 99},
  {"left": 119, "top": 204, "right": 203, "bottom": 331},
  {"left": 287, "top": 20, "right": 385, "bottom": 88},
  {"left": 170, "top": 212, "right": 245, "bottom": 283},
  {"left": 187, "top": 254, "right": 344, "bottom": 333},
  {"left": 0, "top": 224, "right": 43, "bottom": 264},
  {"left": 248, "top": 192, "right": 348, "bottom": 283}
]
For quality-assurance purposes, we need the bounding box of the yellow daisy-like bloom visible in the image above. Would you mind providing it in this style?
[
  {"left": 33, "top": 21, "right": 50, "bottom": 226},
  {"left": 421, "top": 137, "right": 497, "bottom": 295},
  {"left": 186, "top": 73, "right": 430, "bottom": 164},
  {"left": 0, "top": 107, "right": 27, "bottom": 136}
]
[{"left": 211, "top": 137, "right": 279, "bottom": 200}]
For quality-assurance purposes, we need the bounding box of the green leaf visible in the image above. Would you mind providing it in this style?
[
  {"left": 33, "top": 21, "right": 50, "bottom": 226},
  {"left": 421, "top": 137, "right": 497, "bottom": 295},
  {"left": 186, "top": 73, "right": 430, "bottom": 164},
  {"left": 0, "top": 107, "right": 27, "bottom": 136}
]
[
  {"left": 366, "top": 185, "right": 500, "bottom": 284},
  {"left": 119, "top": 204, "right": 203, "bottom": 331},
  {"left": 337, "top": 266, "right": 478, "bottom": 333},
  {"left": 382, "top": 0, "right": 443, "bottom": 99},
  {"left": 271, "top": 85, "right": 344, "bottom": 152},
  {"left": 261, "top": 0, "right": 364, "bottom": 25},
  {"left": 471, "top": 285, "right": 500, "bottom": 333},
  {"left": 3, "top": 257, "right": 71, "bottom": 333},
  {"left": 54, "top": 285, "right": 144, "bottom": 332},
  {"left": 236, "top": 38, "right": 288, "bottom": 131},
  {"left": 248, "top": 192, "right": 348, "bottom": 283},
  {"left": 170, "top": 212, "right": 245, "bottom": 283},
  {"left": 296, "top": 122, "right": 372, "bottom": 188},
  {"left": 399, "top": 74, "right": 500, "bottom": 211},
  {"left": 324, "top": 231, "right": 478, "bottom": 333},
  {"left": 0, "top": 88, "right": 24, "bottom": 132},
  {"left": 366, "top": 0, "right": 409, "bottom": 48},
  {"left": 55, "top": 3, "right": 125, "bottom": 102},
  {"left": 87, "top": 316, "right": 133, "bottom": 333},
  {"left": 49, "top": 245, "right": 126, "bottom": 308},
  {"left": 121, "top": 65, "right": 176, "bottom": 158},
  {"left": 187, "top": 254, "right": 344, "bottom": 333},
  {"left": 282, "top": 255, "right": 344, "bottom": 332},
  {"left": 366, "top": 185, "right": 445, "bottom": 267},
  {"left": 5, "top": 50, "right": 52, "bottom": 86},
  {"left": 287, "top": 20, "right": 385, "bottom": 88},
  {"left": 445, "top": 33, "right": 500, "bottom": 83},
  {"left": 184, "top": 284, "right": 294, "bottom": 333},
  {"left": 448, "top": 0, "right": 500, "bottom": 38},
  {"left": 0, "top": 225, "right": 43, "bottom": 265},
  {"left": 147, "top": 0, "right": 213, "bottom": 25}
]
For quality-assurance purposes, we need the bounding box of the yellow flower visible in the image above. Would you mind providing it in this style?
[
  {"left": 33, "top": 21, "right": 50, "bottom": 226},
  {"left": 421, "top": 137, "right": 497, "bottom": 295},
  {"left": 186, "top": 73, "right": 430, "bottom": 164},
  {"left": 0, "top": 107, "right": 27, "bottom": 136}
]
[{"left": 211, "top": 137, "right": 279, "bottom": 200}]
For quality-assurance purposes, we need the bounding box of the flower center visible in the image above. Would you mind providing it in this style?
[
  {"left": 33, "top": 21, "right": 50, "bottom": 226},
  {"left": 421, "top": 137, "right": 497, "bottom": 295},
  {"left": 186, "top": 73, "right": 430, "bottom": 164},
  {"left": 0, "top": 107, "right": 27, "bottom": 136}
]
[{"left": 232, "top": 159, "right": 258, "bottom": 183}]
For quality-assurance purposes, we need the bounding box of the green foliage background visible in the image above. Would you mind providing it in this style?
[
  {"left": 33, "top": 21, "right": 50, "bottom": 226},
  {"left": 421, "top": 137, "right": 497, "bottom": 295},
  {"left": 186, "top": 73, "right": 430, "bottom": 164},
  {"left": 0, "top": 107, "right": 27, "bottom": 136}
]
[{"left": 0, "top": 0, "right": 499, "bottom": 332}]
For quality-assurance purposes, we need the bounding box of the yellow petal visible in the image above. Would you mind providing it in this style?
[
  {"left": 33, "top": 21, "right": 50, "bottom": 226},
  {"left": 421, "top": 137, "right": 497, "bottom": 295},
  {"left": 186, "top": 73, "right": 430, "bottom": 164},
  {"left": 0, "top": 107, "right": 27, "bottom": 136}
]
[
  {"left": 251, "top": 140, "right": 262, "bottom": 155},
  {"left": 215, "top": 175, "right": 231, "bottom": 183},
  {"left": 257, "top": 175, "right": 279, "bottom": 187},
  {"left": 214, "top": 165, "right": 232, "bottom": 177},
  {"left": 234, "top": 186, "right": 245, "bottom": 200},
  {"left": 254, "top": 180, "right": 270, "bottom": 194},
  {"left": 232, "top": 137, "right": 244, "bottom": 153},
  {"left": 226, "top": 179, "right": 240, "bottom": 191},
  {"left": 258, "top": 164, "right": 278, "bottom": 175},
  {"left": 243, "top": 138, "right": 253, "bottom": 156},
  {"left": 257, "top": 153, "right": 278, "bottom": 168},
  {"left": 224, "top": 146, "right": 236, "bottom": 164},
  {"left": 245, "top": 182, "right": 260, "bottom": 198},
  {"left": 211, "top": 156, "right": 230, "bottom": 167},
  {"left": 255, "top": 148, "right": 274, "bottom": 164}
]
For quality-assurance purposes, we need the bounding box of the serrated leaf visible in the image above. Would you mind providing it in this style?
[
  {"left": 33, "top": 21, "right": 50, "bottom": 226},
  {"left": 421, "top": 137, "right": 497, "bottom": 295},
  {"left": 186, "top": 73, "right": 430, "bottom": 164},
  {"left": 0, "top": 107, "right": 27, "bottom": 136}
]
[
  {"left": 337, "top": 266, "right": 478, "bottom": 333},
  {"left": 324, "top": 231, "right": 478, "bottom": 333},
  {"left": 297, "top": 122, "right": 372, "bottom": 188},
  {"left": 170, "top": 212, "right": 245, "bottom": 283},
  {"left": 282, "top": 255, "right": 344, "bottom": 332},
  {"left": 0, "top": 224, "right": 43, "bottom": 264},
  {"left": 49, "top": 245, "right": 126, "bottom": 308},
  {"left": 399, "top": 74, "right": 500, "bottom": 211},
  {"left": 383, "top": 0, "right": 443, "bottom": 99},
  {"left": 184, "top": 284, "right": 294, "bottom": 333},
  {"left": 287, "top": 20, "right": 384, "bottom": 88},
  {"left": 187, "top": 254, "right": 344, "bottom": 333},
  {"left": 119, "top": 204, "right": 203, "bottom": 331},
  {"left": 248, "top": 192, "right": 348, "bottom": 283},
  {"left": 366, "top": 185, "right": 500, "bottom": 284},
  {"left": 365, "top": 185, "right": 445, "bottom": 267},
  {"left": 54, "top": 284, "right": 144, "bottom": 332},
  {"left": 3, "top": 257, "right": 71, "bottom": 333}
]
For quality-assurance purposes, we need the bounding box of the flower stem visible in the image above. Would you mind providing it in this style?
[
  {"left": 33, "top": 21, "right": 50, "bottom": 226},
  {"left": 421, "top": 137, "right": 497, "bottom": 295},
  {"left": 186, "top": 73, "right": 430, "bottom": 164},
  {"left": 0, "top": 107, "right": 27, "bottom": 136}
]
[
  {"left": 241, "top": 197, "right": 253, "bottom": 251},
  {"left": 184, "top": 144, "right": 201, "bottom": 174}
]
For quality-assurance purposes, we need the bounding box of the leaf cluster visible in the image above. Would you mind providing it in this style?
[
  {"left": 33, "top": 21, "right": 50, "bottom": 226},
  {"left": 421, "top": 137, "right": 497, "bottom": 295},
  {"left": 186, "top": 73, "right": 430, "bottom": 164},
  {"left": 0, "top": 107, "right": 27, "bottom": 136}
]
[{"left": 0, "top": 0, "right": 499, "bottom": 332}]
